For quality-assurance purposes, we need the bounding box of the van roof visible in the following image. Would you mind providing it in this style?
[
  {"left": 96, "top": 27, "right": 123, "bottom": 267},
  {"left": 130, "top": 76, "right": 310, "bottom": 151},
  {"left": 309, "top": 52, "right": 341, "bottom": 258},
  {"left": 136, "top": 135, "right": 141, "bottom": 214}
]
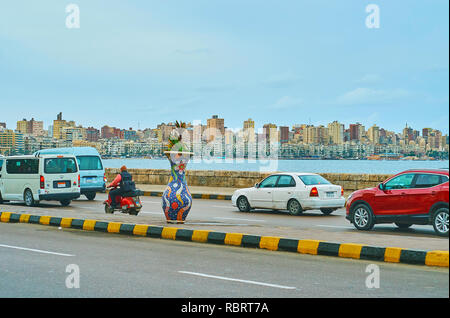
[
  {"left": 34, "top": 147, "right": 100, "bottom": 156},
  {"left": 6, "top": 154, "right": 76, "bottom": 159}
]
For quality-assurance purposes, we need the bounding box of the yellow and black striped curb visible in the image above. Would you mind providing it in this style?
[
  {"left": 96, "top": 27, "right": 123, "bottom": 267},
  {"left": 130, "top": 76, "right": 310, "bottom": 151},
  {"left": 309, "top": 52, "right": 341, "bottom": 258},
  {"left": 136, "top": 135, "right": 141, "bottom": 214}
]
[
  {"left": 106, "top": 190, "right": 231, "bottom": 200},
  {"left": 1, "top": 211, "right": 448, "bottom": 268}
]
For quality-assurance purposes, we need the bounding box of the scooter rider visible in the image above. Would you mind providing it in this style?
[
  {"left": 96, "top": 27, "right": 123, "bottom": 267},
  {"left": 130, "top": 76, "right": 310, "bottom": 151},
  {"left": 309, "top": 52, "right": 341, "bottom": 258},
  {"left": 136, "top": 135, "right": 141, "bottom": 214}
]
[{"left": 107, "top": 165, "right": 135, "bottom": 209}]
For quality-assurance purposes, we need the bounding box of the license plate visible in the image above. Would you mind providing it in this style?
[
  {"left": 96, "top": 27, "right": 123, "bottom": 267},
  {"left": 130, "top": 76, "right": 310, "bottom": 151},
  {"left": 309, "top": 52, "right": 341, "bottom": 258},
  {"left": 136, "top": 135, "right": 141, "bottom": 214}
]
[
  {"left": 85, "top": 178, "right": 94, "bottom": 183},
  {"left": 326, "top": 192, "right": 335, "bottom": 198},
  {"left": 58, "top": 182, "right": 66, "bottom": 188}
]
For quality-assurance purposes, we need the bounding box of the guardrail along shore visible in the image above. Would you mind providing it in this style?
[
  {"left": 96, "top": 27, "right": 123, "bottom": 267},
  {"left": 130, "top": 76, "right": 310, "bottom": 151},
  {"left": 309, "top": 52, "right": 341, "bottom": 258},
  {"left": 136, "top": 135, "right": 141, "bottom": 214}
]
[{"left": 105, "top": 169, "right": 393, "bottom": 192}]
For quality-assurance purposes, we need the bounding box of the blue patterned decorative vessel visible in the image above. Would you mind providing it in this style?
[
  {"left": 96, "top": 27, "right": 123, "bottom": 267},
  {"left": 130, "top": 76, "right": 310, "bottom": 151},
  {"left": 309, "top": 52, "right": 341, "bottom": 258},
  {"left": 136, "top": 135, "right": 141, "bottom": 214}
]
[{"left": 162, "top": 151, "right": 193, "bottom": 223}]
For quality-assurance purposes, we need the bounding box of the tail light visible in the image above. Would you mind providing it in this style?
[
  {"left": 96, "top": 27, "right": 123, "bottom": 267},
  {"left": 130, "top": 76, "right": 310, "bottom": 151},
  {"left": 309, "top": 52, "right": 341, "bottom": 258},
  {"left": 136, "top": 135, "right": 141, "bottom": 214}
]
[
  {"left": 40, "top": 175, "right": 45, "bottom": 189},
  {"left": 104, "top": 174, "right": 107, "bottom": 183},
  {"left": 78, "top": 174, "right": 81, "bottom": 187},
  {"left": 341, "top": 187, "right": 344, "bottom": 196},
  {"left": 310, "top": 187, "right": 319, "bottom": 197}
]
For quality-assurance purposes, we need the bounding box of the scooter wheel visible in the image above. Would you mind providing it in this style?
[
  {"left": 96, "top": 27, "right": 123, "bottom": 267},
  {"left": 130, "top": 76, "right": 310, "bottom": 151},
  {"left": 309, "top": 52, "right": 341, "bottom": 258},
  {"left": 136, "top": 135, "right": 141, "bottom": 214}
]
[
  {"left": 128, "top": 208, "right": 139, "bottom": 216},
  {"left": 105, "top": 204, "right": 114, "bottom": 214}
]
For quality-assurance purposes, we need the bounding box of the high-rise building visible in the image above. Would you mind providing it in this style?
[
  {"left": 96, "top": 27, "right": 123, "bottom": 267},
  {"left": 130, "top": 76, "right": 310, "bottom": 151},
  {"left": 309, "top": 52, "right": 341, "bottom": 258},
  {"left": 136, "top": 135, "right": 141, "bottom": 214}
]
[
  {"left": 304, "top": 125, "right": 329, "bottom": 145},
  {"left": 157, "top": 122, "right": 176, "bottom": 142},
  {"left": 263, "top": 123, "right": 277, "bottom": 143},
  {"left": 328, "top": 121, "right": 344, "bottom": 144},
  {"left": 243, "top": 118, "right": 255, "bottom": 130},
  {"left": 16, "top": 118, "right": 44, "bottom": 136},
  {"left": 279, "top": 126, "right": 289, "bottom": 144},
  {"left": 206, "top": 115, "right": 225, "bottom": 142},
  {"left": 86, "top": 127, "right": 100, "bottom": 142},
  {"left": 16, "top": 119, "right": 28, "bottom": 134},
  {"left": 367, "top": 124, "right": 380, "bottom": 145},
  {"left": 349, "top": 123, "right": 364, "bottom": 141},
  {"left": 242, "top": 118, "right": 255, "bottom": 143},
  {"left": 0, "top": 129, "right": 24, "bottom": 155},
  {"left": 422, "top": 128, "right": 433, "bottom": 142},
  {"left": 53, "top": 112, "right": 74, "bottom": 140}
]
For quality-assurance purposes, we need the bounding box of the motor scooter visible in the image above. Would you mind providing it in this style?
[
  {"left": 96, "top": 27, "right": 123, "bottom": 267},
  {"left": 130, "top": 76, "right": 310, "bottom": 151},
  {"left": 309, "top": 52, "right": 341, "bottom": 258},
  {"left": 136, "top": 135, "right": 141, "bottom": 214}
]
[{"left": 104, "top": 187, "right": 143, "bottom": 215}]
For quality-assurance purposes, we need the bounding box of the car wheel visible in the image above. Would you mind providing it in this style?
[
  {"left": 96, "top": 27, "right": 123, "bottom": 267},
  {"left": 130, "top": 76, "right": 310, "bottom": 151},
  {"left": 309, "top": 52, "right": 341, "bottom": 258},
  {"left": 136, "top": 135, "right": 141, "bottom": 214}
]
[
  {"left": 432, "top": 207, "right": 449, "bottom": 237},
  {"left": 394, "top": 222, "right": 413, "bottom": 229},
  {"left": 288, "top": 199, "right": 303, "bottom": 216},
  {"left": 85, "top": 192, "right": 96, "bottom": 201},
  {"left": 24, "top": 189, "right": 36, "bottom": 207},
  {"left": 320, "top": 208, "right": 335, "bottom": 215},
  {"left": 237, "top": 196, "right": 250, "bottom": 212},
  {"left": 351, "top": 203, "right": 375, "bottom": 231},
  {"left": 60, "top": 200, "right": 71, "bottom": 207}
]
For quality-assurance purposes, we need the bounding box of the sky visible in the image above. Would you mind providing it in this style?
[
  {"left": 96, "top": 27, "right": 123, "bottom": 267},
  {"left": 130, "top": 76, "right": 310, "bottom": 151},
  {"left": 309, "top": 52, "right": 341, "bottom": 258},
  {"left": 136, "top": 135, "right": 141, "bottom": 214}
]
[{"left": 0, "top": 0, "right": 449, "bottom": 134}]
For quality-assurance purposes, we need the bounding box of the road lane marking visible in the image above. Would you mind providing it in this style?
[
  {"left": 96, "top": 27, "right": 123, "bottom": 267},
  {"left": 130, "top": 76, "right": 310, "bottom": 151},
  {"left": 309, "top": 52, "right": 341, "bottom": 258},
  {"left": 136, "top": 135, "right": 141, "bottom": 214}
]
[
  {"left": 0, "top": 244, "right": 75, "bottom": 257},
  {"left": 214, "top": 217, "right": 266, "bottom": 222},
  {"left": 178, "top": 271, "right": 297, "bottom": 290}
]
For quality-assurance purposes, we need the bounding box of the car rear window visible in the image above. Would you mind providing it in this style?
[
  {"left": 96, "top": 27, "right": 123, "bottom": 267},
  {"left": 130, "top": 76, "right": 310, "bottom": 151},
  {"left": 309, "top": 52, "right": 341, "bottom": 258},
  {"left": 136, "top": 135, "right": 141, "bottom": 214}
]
[
  {"left": 76, "top": 156, "right": 103, "bottom": 170},
  {"left": 298, "top": 175, "right": 331, "bottom": 185},
  {"left": 44, "top": 158, "right": 78, "bottom": 174}
]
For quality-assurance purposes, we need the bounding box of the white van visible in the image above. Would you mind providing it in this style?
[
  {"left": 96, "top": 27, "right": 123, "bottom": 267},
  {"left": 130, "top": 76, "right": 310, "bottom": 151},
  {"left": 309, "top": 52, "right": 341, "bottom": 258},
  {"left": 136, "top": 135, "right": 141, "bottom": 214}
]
[{"left": 0, "top": 154, "right": 81, "bottom": 206}]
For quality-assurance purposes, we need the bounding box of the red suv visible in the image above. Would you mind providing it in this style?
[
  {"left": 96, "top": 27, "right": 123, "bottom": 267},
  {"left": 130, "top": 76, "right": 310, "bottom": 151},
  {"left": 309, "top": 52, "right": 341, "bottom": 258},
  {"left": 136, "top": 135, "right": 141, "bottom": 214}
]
[{"left": 346, "top": 168, "right": 449, "bottom": 236}]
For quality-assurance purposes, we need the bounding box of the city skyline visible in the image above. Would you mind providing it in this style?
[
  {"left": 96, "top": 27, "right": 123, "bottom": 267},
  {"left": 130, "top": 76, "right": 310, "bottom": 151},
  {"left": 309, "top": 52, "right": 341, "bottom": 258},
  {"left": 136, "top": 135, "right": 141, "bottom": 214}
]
[
  {"left": 0, "top": 1, "right": 448, "bottom": 135},
  {"left": 1, "top": 112, "right": 447, "bottom": 138}
]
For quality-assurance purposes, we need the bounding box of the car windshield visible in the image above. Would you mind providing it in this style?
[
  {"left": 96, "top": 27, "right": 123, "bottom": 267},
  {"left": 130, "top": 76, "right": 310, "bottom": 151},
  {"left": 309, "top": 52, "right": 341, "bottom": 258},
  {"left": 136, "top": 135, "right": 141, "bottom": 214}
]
[
  {"left": 76, "top": 156, "right": 103, "bottom": 170},
  {"left": 44, "top": 158, "right": 78, "bottom": 174},
  {"left": 298, "top": 175, "right": 331, "bottom": 185}
]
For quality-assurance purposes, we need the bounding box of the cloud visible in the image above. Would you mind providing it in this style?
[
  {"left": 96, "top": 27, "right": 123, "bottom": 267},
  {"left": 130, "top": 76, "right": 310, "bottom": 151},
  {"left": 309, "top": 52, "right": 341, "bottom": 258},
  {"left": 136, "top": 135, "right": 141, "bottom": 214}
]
[
  {"left": 336, "top": 87, "right": 412, "bottom": 105},
  {"left": 269, "top": 96, "right": 303, "bottom": 109}
]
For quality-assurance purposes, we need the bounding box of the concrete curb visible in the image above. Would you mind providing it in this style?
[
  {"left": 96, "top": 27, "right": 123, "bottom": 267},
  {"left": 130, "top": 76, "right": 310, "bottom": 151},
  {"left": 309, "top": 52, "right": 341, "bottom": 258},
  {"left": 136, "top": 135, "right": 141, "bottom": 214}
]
[
  {"left": 143, "top": 191, "right": 232, "bottom": 201},
  {"left": 106, "top": 190, "right": 232, "bottom": 200},
  {"left": 1, "top": 211, "right": 448, "bottom": 268}
]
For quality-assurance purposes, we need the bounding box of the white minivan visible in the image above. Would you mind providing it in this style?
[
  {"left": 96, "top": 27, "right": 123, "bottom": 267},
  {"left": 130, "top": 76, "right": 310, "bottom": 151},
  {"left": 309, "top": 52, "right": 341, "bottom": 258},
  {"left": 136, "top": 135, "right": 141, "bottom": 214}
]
[{"left": 0, "top": 154, "right": 81, "bottom": 206}]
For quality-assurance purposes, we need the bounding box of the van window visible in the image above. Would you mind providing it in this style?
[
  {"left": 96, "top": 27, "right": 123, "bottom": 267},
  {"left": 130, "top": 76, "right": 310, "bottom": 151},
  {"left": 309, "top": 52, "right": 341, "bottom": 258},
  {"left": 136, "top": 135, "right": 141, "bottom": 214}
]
[
  {"left": 76, "top": 156, "right": 103, "bottom": 170},
  {"left": 44, "top": 158, "right": 78, "bottom": 174},
  {"left": 0, "top": 160, "right": 3, "bottom": 171},
  {"left": 6, "top": 159, "right": 39, "bottom": 174}
]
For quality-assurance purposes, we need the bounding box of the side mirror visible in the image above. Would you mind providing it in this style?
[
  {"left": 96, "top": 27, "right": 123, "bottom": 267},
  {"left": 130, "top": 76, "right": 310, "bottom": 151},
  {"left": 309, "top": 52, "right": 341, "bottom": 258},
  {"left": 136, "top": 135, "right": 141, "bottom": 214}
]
[
  {"left": 254, "top": 183, "right": 259, "bottom": 188},
  {"left": 378, "top": 183, "right": 385, "bottom": 190}
]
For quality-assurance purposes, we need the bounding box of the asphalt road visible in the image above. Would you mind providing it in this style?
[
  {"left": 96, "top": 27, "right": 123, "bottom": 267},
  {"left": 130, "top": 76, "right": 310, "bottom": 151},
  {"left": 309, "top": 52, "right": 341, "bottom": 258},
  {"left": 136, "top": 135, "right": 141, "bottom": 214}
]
[
  {"left": 0, "top": 222, "right": 448, "bottom": 298},
  {"left": 0, "top": 193, "right": 448, "bottom": 251}
]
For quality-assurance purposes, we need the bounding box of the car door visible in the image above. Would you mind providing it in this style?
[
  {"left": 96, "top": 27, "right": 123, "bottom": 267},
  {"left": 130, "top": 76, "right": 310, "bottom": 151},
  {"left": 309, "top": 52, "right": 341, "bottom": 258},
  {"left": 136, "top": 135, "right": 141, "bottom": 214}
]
[
  {"left": 374, "top": 173, "right": 416, "bottom": 215},
  {"left": 410, "top": 173, "right": 446, "bottom": 214},
  {"left": 0, "top": 159, "right": 4, "bottom": 198},
  {"left": 272, "top": 175, "right": 296, "bottom": 209},
  {"left": 4, "top": 159, "right": 22, "bottom": 200},
  {"left": 249, "top": 175, "right": 279, "bottom": 209}
]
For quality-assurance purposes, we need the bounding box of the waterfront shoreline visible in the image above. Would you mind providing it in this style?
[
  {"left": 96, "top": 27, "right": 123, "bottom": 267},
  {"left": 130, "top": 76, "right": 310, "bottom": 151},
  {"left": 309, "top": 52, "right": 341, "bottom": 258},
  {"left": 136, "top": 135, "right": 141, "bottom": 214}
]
[{"left": 102, "top": 158, "right": 449, "bottom": 175}]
